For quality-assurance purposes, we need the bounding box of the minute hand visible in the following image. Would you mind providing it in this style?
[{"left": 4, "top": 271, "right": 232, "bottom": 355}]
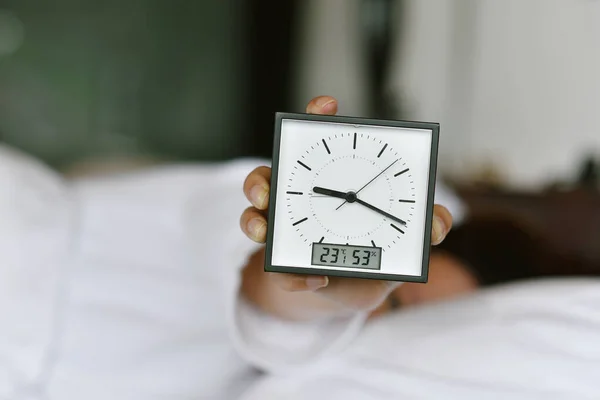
[{"left": 355, "top": 198, "right": 407, "bottom": 226}]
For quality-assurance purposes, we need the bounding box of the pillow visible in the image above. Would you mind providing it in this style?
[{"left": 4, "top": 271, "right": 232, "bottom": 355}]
[{"left": 0, "top": 145, "right": 71, "bottom": 399}]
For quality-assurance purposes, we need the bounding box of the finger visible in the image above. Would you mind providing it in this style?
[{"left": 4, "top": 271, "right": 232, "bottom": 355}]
[
  {"left": 306, "top": 96, "right": 338, "bottom": 115},
  {"left": 431, "top": 204, "right": 453, "bottom": 245},
  {"left": 269, "top": 272, "right": 329, "bottom": 292},
  {"left": 269, "top": 271, "right": 397, "bottom": 312},
  {"left": 240, "top": 206, "right": 268, "bottom": 243},
  {"left": 316, "top": 277, "right": 398, "bottom": 312},
  {"left": 243, "top": 166, "right": 271, "bottom": 210}
]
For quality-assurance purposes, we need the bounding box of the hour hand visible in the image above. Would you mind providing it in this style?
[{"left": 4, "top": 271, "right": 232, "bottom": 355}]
[{"left": 312, "top": 186, "right": 348, "bottom": 200}]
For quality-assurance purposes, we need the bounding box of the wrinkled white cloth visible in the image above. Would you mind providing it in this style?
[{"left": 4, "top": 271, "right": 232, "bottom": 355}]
[
  {"left": 240, "top": 279, "right": 600, "bottom": 400},
  {"left": 1, "top": 145, "right": 599, "bottom": 400}
]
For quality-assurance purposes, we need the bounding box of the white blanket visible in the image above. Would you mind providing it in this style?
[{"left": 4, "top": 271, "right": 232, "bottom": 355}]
[
  {"left": 1, "top": 145, "right": 598, "bottom": 400},
  {"left": 241, "top": 279, "right": 600, "bottom": 400}
]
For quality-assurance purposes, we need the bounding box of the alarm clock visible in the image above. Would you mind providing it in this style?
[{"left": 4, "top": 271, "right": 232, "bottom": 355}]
[{"left": 265, "top": 112, "right": 439, "bottom": 282}]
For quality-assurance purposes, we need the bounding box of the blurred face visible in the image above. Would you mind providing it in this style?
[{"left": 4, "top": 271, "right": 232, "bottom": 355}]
[{"left": 370, "top": 251, "right": 479, "bottom": 318}]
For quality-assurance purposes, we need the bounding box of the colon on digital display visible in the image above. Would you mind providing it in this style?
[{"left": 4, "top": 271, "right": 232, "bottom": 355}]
[{"left": 311, "top": 243, "right": 381, "bottom": 270}]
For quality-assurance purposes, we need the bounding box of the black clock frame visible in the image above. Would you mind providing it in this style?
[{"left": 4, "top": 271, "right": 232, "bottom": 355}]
[{"left": 264, "top": 112, "right": 440, "bottom": 283}]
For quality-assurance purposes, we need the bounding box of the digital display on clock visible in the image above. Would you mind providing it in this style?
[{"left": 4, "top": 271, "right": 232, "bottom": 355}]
[{"left": 311, "top": 243, "right": 382, "bottom": 270}]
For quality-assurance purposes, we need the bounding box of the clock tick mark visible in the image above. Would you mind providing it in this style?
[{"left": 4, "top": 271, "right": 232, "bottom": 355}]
[
  {"left": 390, "top": 223, "right": 405, "bottom": 234},
  {"left": 322, "top": 139, "right": 331, "bottom": 154},
  {"left": 353, "top": 132, "right": 357, "bottom": 149},
  {"left": 377, "top": 143, "right": 388, "bottom": 158},
  {"left": 293, "top": 217, "right": 308, "bottom": 226},
  {"left": 394, "top": 168, "right": 409, "bottom": 177},
  {"left": 287, "top": 191, "right": 303, "bottom": 195},
  {"left": 398, "top": 199, "right": 416, "bottom": 203},
  {"left": 297, "top": 160, "right": 311, "bottom": 171},
  {"left": 371, "top": 240, "right": 377, "bottom": 247}
]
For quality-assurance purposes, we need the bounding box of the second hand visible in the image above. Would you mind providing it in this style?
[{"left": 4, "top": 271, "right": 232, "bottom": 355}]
[{"left": 336, "top": 159, "right": 399, "bottom": 210}]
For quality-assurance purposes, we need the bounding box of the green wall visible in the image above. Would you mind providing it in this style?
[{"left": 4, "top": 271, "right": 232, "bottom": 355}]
[{"left": 0, "top": 0, "right": 248, "bottom": 168}]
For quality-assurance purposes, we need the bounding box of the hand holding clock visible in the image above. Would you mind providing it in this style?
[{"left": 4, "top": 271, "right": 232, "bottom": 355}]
[{"left": 239, "top": 96, "right": 453, "bottom": 321}]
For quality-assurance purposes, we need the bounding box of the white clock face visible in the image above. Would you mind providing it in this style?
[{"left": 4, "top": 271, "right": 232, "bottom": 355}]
[{"left": 268, "top": 115, "right": 437, "bottom": 280}]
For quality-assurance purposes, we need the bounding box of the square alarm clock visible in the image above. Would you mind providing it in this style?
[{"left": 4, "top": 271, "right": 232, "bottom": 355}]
[{"left": 264, "top": 112, "right": 439, "bottom": 282}]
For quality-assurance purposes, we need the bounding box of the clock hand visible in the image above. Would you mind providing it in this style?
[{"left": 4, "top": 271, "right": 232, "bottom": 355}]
[
  {"left": 314, "top": 186, "right": 406, "bottom": 224},
  {"left": 312, "top": 186, "right": 350, "bottom": 200},
  {"left": 355, "top": 198, "right": 407, "bottom": 226},
  {"left": 335, "top": 158, "right": 399, "bottom": 210}
]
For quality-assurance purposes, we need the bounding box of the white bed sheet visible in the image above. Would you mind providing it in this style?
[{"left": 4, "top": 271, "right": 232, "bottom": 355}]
[
  {"left": 1, "top": 144, "right": 598, "bottom": 400},
  {"left": 241, "top": 278, "right": 600, "bottom": 400}
]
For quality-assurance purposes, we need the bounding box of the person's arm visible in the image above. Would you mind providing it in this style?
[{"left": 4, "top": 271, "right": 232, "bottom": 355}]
[{"left": 238, "top": 96, "right": 453, "bottom": 322}]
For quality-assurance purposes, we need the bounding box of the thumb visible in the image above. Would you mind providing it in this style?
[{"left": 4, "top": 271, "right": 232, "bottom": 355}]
[{"left": 306, "top": 96, "right": 338, "bottom": 115}]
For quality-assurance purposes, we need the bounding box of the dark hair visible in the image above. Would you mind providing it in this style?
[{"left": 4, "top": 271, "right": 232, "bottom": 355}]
[{"left": 434, "top": 215, "right": 598, "bottom": 286}]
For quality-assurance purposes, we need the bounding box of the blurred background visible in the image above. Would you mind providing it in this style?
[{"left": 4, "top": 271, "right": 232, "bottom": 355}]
[{"left": 0, "top": 0, "right": 598, "bottom": 260}]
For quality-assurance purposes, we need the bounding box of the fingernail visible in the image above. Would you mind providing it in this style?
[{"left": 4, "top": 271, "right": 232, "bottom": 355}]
[
  {"left": 306, "top": 276, "right": 328, "bottom": 291},
  {"left": 250, "top": 185, "right": 268, "bottom": 209},
  {"left": 315, "top": 97, "right": 336, "bottom": 109},
  {"left": 432, "top": 216, "right": 446, "bottom": 245},
  {"left": 247, "top": 218, "right": 266, "bottom": 242}
]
